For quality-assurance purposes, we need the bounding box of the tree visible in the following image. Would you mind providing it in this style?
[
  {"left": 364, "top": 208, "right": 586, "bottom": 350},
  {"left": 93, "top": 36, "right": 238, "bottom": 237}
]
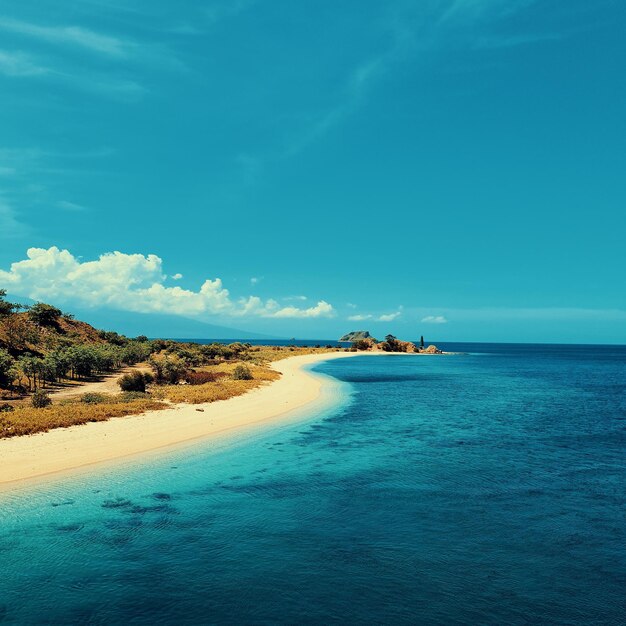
[
  {"left": 18, "top": 356, "right": 40, "bottom": 391},
  {"left": 99, "top": 330, "right": 128, "bottom": 346},
  {"left": 2, "top": 314, "right": 37, "bottom": 351},
  {"left": 382, "top": 334, "right": 400, "bottom": 352},
  {"left": 148, "top": 354, "right": 187, "bottom": 384},
  {"left": 28, "top": 302, "right": 62, "bottom": 327},
  {"left": 0, "top": 348, "right": 15, "bottom": 388},
  {"left": 0, "top": 289, "right": 20, "bottom": 317},
  {"left": 120, "top": 342, "right": 151, "bottom": 365}
]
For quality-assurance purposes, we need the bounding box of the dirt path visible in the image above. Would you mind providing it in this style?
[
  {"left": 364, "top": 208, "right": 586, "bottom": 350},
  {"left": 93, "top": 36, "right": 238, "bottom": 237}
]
[{"left": 49, "top": 364, "right": 151, "bottom": 401}]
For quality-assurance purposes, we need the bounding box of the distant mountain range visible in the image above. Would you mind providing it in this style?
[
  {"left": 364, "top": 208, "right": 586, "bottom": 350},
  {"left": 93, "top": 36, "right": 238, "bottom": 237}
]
[{"left": 5, "top": 294, "right": 276, "bottom": 341}]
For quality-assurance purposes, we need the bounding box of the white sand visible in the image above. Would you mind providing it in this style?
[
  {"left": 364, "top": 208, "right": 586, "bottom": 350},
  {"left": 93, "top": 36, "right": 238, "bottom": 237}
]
[{"left": 0, "top": 351, "right": 363, "bottom": 489}]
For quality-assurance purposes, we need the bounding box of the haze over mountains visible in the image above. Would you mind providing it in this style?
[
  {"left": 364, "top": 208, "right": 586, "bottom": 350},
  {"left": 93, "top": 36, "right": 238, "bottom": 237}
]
[{"left": 6, "top": 294, "right": 274, "bottom": 340}]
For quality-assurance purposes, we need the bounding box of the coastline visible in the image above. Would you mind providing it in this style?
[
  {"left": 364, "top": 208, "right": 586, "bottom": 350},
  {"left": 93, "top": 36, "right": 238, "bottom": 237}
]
[{"left": 0, "top": 351, "right": 362, "bottom": 490}]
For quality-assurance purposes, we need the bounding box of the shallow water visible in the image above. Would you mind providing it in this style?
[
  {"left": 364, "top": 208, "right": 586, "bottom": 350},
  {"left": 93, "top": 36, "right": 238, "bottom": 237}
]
[{"left": 1, "top": 345, "right": 625, "bottom": 624}]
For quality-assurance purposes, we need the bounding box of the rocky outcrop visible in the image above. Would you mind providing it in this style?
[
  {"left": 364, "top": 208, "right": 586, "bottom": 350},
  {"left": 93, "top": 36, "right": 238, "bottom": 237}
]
[
  {"left": 420, "top": 344, "right": 443, "bottom": 354},
  {"left": 341, "top": 329, "right": 444, "bottom": 354},
  {"left": 339, "top": 330, "right": 376, "bottom": 342}
]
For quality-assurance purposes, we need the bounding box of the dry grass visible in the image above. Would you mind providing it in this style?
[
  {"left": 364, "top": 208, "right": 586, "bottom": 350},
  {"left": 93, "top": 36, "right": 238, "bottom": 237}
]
[
  {"left": 0, "top": 345, "right": 342, "bottom": 439},
  {"left": 0, "top": 396, "right": 166, "bottom": 439},
  {"left": 153, "top": 361, "right": 280, "bottom": 404},
  {"left": 244, "top": 345, "right": 342, "bottom": 364}
]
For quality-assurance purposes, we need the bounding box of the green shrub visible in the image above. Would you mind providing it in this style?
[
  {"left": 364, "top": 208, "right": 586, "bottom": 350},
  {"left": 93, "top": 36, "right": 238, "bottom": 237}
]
[
  {"left": 81, "top": 392, "right": 107, "bottom": 405},
  {"left": 118, "top": 391, "right": 149, "bottom": 402},
  {"left": 28, "top": 302, "right": 62, "bottom": 327},
  {"left": 0, "top": 403, "right": 14, "bottom": 413},
  {"left": 232, "top": 364, "right": 253, "bottom": 380},
  {"left": 31, "top": 390, "right": 52, "bottom": 408},
  {"left": 118, "top": 371, "right": 153, "bottom": 392}
]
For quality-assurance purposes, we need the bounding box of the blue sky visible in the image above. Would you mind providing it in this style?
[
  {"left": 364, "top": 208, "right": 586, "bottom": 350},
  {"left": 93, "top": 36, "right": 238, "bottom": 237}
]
[{"left": 0, "top": 0, "right": 624, "bottom": 343}]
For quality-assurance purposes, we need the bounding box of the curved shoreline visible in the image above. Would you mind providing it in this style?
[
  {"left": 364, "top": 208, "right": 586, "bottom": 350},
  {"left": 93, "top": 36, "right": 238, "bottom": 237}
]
[{"left": 0, "top": 352, "right": 362, "bottom": 490}]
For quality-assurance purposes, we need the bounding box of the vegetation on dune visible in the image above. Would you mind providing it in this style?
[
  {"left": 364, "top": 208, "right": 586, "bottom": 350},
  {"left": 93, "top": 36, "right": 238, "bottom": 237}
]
[
  {"left": 151, "top": 362, "right": 279, "bottom": 405},
  {"left": 31, "top": 389, "right": 51, "bottom": 408},
  {"left": 185, "top": 370, "right": 227, "bottom": 385},
  {"left": 0, "top": 291, "right": 154, "bottom": 397},
  {"left": 232, "top": 364, "right": 253, "bottom": 380},
  {"left": 118, "top": 371, "right": 154, "bottom": 393},
  {"left": 0, "top": 396, "right": 166, "bottom": 438},
  {"left": 0, "top": 289, "right": 429, "bottom": 442},
  {"left": 0, "top": 290, "right": 343, "bottom": 438}
]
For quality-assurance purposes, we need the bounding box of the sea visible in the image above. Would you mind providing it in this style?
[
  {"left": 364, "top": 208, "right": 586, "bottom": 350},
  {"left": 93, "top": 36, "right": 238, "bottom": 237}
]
[{"left": 1, "top": 343, "right": 625, "bottom": 624}]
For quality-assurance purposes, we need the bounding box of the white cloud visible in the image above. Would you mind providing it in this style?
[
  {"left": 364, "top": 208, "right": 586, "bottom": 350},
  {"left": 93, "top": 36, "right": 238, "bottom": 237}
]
[
  {"left": 171, "top": 273, "right": 183, "bottom": 280},
  {"left": 348, "top": 314, "right": 373, "bottom": 322},
  {"left": 422, "top": 315, "right": 448, "bottom": 324},
  {"left": 250, "top": 276, "right": 260, "bottom": 285},
  {"left": 0, "top": 50, "right": 48, "bottom": 77},
  {"left": 0, "top": 15, "right": 185, "bottom": 100},
  {"left": 0, "top": 18, "right": 128, "bottom": 58},
  {"left": 378, "top": 311, "right": 402, "bottom": 322},
  {"left": 269, "top": 300, "right": 334, "bottom": 319},
  {"left": 284, "top": 295, "right": 307, "bottom": 302},
  {"left": 56, "top": 200, "right": 87, "bottom": 212},
  {"left": 348, "top": 309, "right": 402, "bottom": 322},
  {"left": 0, "top": 246, "right": 335, "bottom": 320}
]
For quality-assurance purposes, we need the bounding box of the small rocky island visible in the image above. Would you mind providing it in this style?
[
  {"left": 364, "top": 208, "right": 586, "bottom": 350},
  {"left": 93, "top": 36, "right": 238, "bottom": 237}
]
[
  {"left": 339, "top": 330, "right": 443, "bottom": 354},
  {"left": 339, "top": 330, "right": 375, "bottom": 342}
]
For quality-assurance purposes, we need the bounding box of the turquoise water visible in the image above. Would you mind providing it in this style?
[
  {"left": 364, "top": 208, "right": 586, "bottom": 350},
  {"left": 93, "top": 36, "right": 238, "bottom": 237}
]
[{"left": 1, "top": 345, "right": 625, "bottom": 624}]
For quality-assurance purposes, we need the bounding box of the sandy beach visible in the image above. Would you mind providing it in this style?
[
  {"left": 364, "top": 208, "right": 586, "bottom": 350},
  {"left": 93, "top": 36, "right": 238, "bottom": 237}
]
[{"left": 0, "top": 351, "right": 361, "bottom": 489}]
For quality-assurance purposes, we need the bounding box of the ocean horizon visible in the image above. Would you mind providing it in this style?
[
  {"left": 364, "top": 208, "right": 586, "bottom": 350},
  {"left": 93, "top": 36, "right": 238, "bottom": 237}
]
[
  {"left": 2, "top": 343, "right": 625, "bottom": 624},
  {"left": 166, "top": 338, "right": 626, "bottom": 349}
]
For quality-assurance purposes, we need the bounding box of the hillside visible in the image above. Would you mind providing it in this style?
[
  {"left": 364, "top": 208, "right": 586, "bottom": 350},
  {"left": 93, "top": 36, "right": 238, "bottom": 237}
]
[
  {"left": 4, "top": 293, "right": 274, "bottom": 341},
  {"left": 0, "top": 292, "right": 154, "bottom": 399},
  {"left": 339, "top": 330, "right": 376, "bottom": 342},
  {"left": 0, "top": 290, "right": 343, "bottom": 438},
  {"left": 0, "top": 311, "right": 111, "bottom": 358}
]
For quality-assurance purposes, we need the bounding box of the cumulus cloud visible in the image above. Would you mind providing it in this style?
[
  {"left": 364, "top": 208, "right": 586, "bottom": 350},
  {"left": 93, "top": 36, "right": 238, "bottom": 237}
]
[
  {"left": 378, "top": 311, "right": 401, "bottom": 322},
  {"left": 0, "top": 247, "right": 335, "bottom": 320},
  {"left": 269, "top": 300, "right": 334, "bottom": 319},
  {"left": 171, "top": 273, "right": 183, "bottom": 280},
  {"left": 422, "top": 315, "right": 448, "bottom": 324},
  {"left": 348, "top": 310, "right": 402, "bottom": 322}
]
